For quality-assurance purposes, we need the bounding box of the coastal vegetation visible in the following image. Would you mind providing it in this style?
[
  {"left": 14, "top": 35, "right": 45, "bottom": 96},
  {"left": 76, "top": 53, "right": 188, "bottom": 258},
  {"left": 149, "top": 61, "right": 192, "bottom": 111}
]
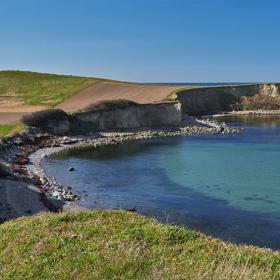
[
  {"left": 21, "top": 109, "right": 68, "bottom": 128},
  {"left": 0, "top": 71, "right": 100, "bottom": 107},
  {"left": 0, "top": 211, "right": 279, "bottom": 280},
  {"left": 82, "top": 99, "right": 138, "bottom": 113},
  {"left": 0, "top": 124, "right": 24, "bottom": 136}
]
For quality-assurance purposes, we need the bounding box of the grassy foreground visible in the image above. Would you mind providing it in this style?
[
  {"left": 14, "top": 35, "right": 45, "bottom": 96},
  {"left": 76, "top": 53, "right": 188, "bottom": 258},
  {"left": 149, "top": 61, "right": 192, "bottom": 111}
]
[
  {"left": 0, "top": 211, "right": 279, "bottom": 280},
  {"left": 0, "top": 124, "right": 24, "bottom": 136},
  {"left": 0, "top": 71, "right": 100, "bottom": 107}
]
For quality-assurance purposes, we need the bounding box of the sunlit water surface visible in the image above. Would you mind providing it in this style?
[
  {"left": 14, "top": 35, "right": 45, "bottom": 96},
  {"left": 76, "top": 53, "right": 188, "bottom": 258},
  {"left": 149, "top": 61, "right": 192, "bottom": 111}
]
[{"left": 43, "top": 115, "right": 280, "bottom": 249}]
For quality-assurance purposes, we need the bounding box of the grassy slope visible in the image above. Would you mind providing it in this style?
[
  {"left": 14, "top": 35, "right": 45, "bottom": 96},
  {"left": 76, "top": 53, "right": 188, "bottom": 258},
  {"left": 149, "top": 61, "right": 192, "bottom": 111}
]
[
  {"left": 0, "top": 211, "right": 279, "bottom": 280},
  {"left": 0, "top": 70, "right": 194, "bottom": 108},
  {"left": 0, "top": 71, "right": 100, "bottom": 107},
  {"left": 0, "top": 124, "right": 24, "bottom": 136}
]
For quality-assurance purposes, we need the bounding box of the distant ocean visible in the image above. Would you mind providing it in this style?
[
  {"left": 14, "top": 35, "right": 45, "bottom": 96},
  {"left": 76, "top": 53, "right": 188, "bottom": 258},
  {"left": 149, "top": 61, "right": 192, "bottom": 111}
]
[{"left": 148, "top": 82, "right": 253, "bottom": 86}]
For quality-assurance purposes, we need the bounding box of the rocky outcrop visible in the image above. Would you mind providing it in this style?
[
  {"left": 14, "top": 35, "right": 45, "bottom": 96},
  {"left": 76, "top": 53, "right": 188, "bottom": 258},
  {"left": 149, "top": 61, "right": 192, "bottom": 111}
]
[
  {"left": 74, "top": 101, "right": 182, "bottom": 131},
  {"left": 22, "top": 109, "right": 71, "bottom": 135},
  {"left": 177, "top": 83, "right": 280, "bottom": 115},
  {"left": 0, "top": 163, "right": 13, "bottom": 179},
  {"left": 22, "top": 102, "right": 182, "bottom": 135}
]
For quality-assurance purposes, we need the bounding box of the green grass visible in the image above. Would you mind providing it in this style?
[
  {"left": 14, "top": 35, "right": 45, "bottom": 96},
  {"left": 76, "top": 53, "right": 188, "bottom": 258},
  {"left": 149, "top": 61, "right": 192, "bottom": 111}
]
[
  {"left": 166, "top": 86, "right": 203, "bottom": 100},
  {"left": 167, "top": 84, "right": 252, "bottom": 101},
  {"left": 0, "top": 124, "right": 24, "bottom": 136},
  {"left": 0, "top": 71, "right": 101, "bottom": 107},
  {"left": 0, "top": 211, "right": 279, "bottom": 280}
]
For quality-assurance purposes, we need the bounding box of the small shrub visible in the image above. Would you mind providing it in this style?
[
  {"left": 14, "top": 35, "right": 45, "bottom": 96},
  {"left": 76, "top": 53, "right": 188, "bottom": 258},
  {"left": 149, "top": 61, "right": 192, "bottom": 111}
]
[
  {"left": 82, "top": 99, "right": 139, "bottom": 113},
  {"left": 22, "top": 109, "right": 69, "bottom": 128}
]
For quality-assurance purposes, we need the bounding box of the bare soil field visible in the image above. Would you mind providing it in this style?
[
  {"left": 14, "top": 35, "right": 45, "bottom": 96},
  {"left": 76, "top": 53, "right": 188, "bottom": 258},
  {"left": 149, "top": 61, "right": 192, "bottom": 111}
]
[
  {"left": 57, "top": 81, "right": 181, "bottom": 113},
  {"left": 0, "top": 98, "right": 46, "bottom": 124}
]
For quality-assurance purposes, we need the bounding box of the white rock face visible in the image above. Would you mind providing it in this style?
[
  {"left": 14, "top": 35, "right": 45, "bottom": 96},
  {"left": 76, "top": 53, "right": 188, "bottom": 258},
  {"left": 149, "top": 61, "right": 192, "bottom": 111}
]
[{"left": 259, "top": 84, "right": 279, "bottom": 97}]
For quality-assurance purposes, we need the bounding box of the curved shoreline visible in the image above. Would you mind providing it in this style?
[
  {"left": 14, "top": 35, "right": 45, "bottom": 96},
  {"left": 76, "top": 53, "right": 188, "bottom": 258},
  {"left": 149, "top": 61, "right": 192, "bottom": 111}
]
[
  {"left": 0, "top": 116, "right": 241, "bottom": 219},
  {"left": 26, "top": 121, "right": 241, "bottom": 211}
]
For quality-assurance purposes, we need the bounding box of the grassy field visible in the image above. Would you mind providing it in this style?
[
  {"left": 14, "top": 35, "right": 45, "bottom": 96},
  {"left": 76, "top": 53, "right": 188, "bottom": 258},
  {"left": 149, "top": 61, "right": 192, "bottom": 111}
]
[
  {"left": 0, "top": 124, "right": 24, "bottom": 136},
  {"left": 0, "top": 211, "right": 279, "bottom": 280},
  {"left": 0, "top": 71, "right": 100, "bottom": 107}
]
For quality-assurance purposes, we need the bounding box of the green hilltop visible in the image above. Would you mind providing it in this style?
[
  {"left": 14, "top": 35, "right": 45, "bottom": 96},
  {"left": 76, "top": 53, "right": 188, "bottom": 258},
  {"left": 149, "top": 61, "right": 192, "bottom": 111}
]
[{"left": 0, "top": 211, "right": 279, "bottom": 280}]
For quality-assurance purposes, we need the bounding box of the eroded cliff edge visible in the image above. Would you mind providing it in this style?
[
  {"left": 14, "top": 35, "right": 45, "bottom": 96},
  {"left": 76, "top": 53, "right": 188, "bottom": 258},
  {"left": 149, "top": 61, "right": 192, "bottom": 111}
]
[{"left": 176, "top": 83, "right": 280, "bottom": 115}]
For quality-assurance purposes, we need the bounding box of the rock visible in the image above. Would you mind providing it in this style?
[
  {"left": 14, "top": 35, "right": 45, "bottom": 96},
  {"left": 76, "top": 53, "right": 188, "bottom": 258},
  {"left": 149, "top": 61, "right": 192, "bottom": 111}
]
[
  {"left": 14, "top": 157, "right": 29, "bottom": 165},
  {"left": 0, "top": 163, "right": 14, "bottom": 179},
  {"left": 52, "top": 190, "right": 62, "bottom": 199},
  {"left": 126, "top": 208, "right": 137, "bottom": 212},
  {"left": 68, "top": 167, "right": 75, "bottom": 172}
]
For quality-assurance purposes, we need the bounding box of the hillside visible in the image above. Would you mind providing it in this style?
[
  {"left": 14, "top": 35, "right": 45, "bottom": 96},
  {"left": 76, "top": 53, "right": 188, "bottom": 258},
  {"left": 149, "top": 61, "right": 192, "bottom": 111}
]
[
  {"left": 0, "top": 70, "right": 99, "bottom": 107},
  {"left": 0, "top": 71, "right": 183, "bottom": 124},
  {"left": 0, "top": 71, "right": 182, "bottom": 110},
  {"left": 0, "top": 211, "right": 279, "bottom": 280}
]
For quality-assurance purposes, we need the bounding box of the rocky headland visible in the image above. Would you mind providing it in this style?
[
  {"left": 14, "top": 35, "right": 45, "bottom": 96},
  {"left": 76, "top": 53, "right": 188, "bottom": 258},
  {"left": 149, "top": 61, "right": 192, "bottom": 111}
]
[{"left": 176, "top": 83, "right": 280, "bottom": 115}]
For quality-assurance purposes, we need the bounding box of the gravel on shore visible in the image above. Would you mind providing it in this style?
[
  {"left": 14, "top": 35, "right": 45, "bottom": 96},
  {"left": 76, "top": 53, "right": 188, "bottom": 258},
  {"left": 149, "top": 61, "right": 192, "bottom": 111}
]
[{"left": 213, "top": 110, "right": 280, "bottom": 117}]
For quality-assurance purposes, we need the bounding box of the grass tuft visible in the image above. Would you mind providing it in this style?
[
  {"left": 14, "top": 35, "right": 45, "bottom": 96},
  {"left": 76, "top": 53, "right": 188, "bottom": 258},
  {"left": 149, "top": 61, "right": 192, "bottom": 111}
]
[{"left": 0, "top": 124, "right": 24, "bottom": 136}]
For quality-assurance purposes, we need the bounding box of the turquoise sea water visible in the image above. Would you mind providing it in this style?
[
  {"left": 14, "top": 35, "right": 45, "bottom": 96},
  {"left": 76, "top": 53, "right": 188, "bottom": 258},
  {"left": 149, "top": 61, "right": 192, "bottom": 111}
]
[{"left": 44, "top": 116, "right": 280, "bottom": 249}]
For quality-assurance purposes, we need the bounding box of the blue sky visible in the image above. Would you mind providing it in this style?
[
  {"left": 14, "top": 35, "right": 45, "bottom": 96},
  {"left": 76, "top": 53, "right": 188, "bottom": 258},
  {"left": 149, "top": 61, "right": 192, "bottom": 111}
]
[{"left": 0, "top": 0, "right": 279, "bottom": 82}]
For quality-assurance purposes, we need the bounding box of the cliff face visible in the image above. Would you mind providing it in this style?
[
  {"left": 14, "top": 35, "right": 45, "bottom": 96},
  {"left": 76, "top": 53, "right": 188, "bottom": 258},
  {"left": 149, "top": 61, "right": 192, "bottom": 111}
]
[
  {"left": 177, "top": 84, "right": 280, "bottom": 115},
  {"left": 22, "top": 102, "right": 182, "bottom": 135},
  {"left": 74, "top": 102, "right": 182, "bottom": 131}
]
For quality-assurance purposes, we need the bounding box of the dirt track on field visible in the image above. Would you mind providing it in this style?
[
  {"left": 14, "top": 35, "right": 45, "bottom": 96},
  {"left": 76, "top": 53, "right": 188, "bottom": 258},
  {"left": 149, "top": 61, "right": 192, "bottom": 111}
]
[
  {"left": 57, "top": 81, "right": 181, "bottom": 113},
  {"left": 0, "top": 98, "right": 46, "bottom": 124}
]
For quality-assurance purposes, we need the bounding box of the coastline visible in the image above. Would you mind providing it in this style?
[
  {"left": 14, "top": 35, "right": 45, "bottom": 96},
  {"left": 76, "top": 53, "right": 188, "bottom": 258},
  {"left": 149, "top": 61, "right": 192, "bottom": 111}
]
[
  {"left": 0, "top": 116, "right": 241, "bottom": 219},
  {"left": 28, "top": 122, "right": 241, "bottom": 210}
]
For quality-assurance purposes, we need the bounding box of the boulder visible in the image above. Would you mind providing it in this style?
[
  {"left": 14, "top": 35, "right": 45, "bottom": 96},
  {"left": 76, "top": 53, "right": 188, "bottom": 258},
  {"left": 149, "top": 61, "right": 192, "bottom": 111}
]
[{"left": 0, "top": 163, "right": 14, "bottom": 179}]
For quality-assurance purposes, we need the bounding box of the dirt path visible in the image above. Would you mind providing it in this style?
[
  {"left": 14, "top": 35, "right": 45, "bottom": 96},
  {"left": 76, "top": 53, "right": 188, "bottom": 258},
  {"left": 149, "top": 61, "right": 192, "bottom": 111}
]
[
  {"left": 57, "top": 81, "right": 181, "bottom": 113},
  {"left": 0, "top": 98, "right": 46, "bottom": 124}
]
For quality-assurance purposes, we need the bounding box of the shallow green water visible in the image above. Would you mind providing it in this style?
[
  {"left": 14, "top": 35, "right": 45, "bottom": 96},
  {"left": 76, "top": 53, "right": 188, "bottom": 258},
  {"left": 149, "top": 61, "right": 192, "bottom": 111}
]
[
  {"left": 161, "top": 137, "right": 280, "bottom": 214},
  {"left": 44, "top": 115, "right": 280, "bottom": 249}
]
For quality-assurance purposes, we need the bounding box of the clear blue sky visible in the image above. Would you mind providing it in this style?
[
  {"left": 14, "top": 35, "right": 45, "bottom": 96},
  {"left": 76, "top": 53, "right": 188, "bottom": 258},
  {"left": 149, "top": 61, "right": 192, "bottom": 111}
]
[{"left": 1, "top": 0, "right": 279, "bottom": 82}]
